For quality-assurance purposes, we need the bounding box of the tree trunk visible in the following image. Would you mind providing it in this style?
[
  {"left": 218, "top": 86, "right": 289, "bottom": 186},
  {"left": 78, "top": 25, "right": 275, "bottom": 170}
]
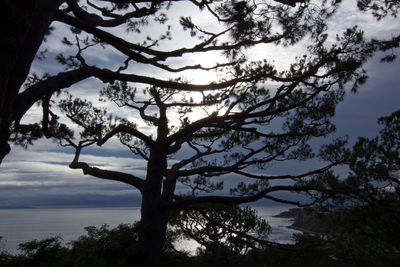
[
  {"left": 129, "top": 146, "right": 169, "bottom": 267},
  {"left": 1, "top": 0, "right": 35, "bottom": 164},
  {"left": 0, "top": 0, "right": 62, "bottom": 165},
  {"left": 211, "top": 234, "right": 222, "bottom": 267},
  {"left": 136, "top": 193, "right": 169, "bottom": 267}
]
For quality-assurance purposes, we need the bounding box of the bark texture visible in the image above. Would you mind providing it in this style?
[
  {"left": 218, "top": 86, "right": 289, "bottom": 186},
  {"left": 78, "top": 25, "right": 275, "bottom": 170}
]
[{"left": 0, "top": 0, "right": 62, "bottom": 163}]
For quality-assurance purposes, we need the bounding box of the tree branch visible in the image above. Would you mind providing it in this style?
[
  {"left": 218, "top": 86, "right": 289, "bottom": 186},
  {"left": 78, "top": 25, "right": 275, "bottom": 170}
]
[
  {"left": 234, "top": 162, "right": 339, "bottom": 180},
  {"left": 97, "top": 124, "right": 154, "bottom": 147},
  {"left": 56, "top": 11, "right": 287, "bottom": 63},
  {"left": 198, "top": 210, "right": 297, "bottom": 252},
  {"left": 169, "top": 185, "right": 315, "bottom": 208},
  {"left": 13, "top": 67, "right": 94, "bottom": 123},
  {"left": 66, "top": 0, "right": 158, "bottom": 28},
  {"left": 69, "top": 144, "right": 145, "bottom": 191}
]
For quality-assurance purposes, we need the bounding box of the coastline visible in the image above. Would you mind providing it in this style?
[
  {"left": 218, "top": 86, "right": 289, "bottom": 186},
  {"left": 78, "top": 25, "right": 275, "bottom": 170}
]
[
  {"left": 272, "top": 207, "right": 330, "bottom": 235},
  {"left": 1, "top": 205, "right": 294, "bottom": 255}
]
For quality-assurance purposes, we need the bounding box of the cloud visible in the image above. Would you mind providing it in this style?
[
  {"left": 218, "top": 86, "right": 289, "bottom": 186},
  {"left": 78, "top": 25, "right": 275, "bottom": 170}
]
[
  {"left": 332, "top": 57, "right": 400, "bottom": 142},
  {"left": 4, "top": 1, "right": 400, "bottom": 209},
  {"left": 0, "top": 147, "right": 146, "bottom": 208}
]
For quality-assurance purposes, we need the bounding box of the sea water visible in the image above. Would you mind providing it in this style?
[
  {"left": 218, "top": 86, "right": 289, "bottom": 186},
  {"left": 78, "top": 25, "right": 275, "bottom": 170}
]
[
  {"left": 0, "top": 206, "right": 299, "bottom": 254},
  {"left": 254, "top": 206, "right": 301, "bottom": 244}
]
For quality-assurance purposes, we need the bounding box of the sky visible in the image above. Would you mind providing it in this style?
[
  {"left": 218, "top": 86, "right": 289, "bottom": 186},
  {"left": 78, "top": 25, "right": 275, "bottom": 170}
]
[{"left": 1, "top": 1, "right": 399, "bottom": 208}]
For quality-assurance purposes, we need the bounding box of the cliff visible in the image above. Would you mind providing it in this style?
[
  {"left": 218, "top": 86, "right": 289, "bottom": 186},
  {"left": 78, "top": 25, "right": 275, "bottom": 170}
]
[{"left": 273, "top": 207, "right": 332, "bottom": 234}]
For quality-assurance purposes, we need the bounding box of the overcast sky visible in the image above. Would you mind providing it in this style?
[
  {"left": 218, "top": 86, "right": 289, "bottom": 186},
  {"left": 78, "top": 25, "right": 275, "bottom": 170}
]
[{"left": 1, "top": 1, "right": 399, "bottom": 208}]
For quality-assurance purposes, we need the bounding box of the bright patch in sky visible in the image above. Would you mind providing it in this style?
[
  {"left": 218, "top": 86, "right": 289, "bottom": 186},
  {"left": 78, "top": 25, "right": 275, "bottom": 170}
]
[{"left": 3, "top": 0, "right": 400, "bottom": 207}]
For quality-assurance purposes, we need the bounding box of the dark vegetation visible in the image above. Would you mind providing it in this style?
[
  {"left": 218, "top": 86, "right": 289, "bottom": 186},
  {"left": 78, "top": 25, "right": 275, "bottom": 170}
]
[
  {"left": 1, "top": 0, "right": 400, "bottom": 266},
  {"left": 1, "top": 199, "right": 399, "bottom": 267},
  {"left": 3, "top": 107, "right": 399, "bottom": 266}
]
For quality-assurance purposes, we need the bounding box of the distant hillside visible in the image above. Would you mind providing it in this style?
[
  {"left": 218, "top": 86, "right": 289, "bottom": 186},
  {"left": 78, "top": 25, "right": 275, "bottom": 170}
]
[{"left": 273, "top": 207, "right": 333, "bottom": 234}]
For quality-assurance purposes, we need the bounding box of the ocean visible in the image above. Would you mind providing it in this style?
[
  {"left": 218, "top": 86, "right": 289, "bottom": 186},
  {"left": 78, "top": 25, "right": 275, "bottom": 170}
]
[{"left": 0, "top": 206, "right": 300, "bottom": 255}]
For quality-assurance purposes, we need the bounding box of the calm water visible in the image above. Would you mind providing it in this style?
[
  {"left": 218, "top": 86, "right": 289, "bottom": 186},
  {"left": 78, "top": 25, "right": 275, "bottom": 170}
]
[
  {"left": 0, "top": 206, "right": 299, "bottom": 254},
  {"left": 254, "top": 206, "right": 301, "bottom": 244}
]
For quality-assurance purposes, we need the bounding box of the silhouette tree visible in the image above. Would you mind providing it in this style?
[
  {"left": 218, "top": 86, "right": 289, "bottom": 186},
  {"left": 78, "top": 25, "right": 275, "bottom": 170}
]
[
  {"left": 317, "top": 109, "right": 400, "bottom": 206},
  {"left": 1, "top": 0, "right": 399, "bottom": 164},
  {"left": 2, "top": 1, "right": 400, "bottom": 266},
  {"left": 291, "top": 110, "right": 400, "bottom": 265},
  {"left": 169, "top": 205, "right": 271, "bottom": 267},
  {"left": 358, "top": 0, "right": 400, "bottom": 20},
  {"left": 1, "top": 0, "right": 64, "bottom": 163}
]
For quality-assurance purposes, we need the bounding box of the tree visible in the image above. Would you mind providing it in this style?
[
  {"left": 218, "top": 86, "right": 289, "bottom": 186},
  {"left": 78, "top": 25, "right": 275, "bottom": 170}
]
[
  {"left": 1, "top": 0, "right": 399, "bottom": 163},
  {"left": 17, "top": 236, "right": 71, "bottom": 267},
  {"left": 0, "top": 223, "right": 191, "bottom": 267},
  {"left": 3, "top": 1, "right": 400, "bottom": 266},
  {"left": 2, "top": 0, "right": 314, "bottom": 164},
  {"left": 1, "top": 0, "right": 64, "bottom": 163},
  {"left": 318, "top": 109, "right": 400, "bottom": 206},
  {"left": 288, "top": 110, "right": 400, "bottom": 266},
  {"left": 69, "top": 223, "right": 140, "bottom": 267},
  {"left": 169, "top": 205, "right": 271, "bottom": 267},
  {"left": 357, "top": 0, "right": 400, "bottom": 20}
]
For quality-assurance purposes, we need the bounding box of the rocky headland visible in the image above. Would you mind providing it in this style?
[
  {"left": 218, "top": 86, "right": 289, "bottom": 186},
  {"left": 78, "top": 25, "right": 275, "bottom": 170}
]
[{"left": 273, "top": 207, "right": 332, "bottom": 234}]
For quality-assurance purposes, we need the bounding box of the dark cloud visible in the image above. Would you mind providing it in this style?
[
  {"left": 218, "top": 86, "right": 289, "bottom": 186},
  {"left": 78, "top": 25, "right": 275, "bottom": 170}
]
[
  {"left": 0, "top": 176, "right": 142, "bottom": 209},
  {"left": 333, "top": 57, "right": 400, "bottom": 141},
  {"left": 0, "top": 149, "right": 146, "bottom": 208},
  {"left": 0, "top": 193, "right": 141, "bottom": 209},
  {"left": 3, "top": 5, "right": 400, "bottom": 209}
]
